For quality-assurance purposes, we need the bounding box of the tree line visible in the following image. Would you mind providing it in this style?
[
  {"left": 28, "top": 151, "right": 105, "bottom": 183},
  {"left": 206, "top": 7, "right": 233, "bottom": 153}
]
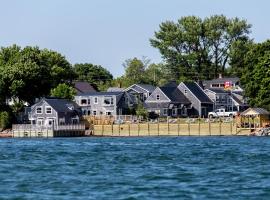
[{"left": 0, "top": 14, "right": 270, "bottom": 119}]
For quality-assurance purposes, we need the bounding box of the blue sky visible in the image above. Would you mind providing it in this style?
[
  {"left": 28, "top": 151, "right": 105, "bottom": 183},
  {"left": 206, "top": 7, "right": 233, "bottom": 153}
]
[{"left": 0, "top": 0, "right": 268, "bottom": 77}]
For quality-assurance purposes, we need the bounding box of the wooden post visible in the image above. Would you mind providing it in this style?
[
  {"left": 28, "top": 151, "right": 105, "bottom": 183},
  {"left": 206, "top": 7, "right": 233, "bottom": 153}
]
[
  {"left": 157, "top": 119, "right": 160, "bottom": 136},
  {"left": 148, "top": 122, "right": 150, "bottom": 136},
  {"left": 230, "top": 120, "right": 233, "bottom": 135},
  {"left": 128, "top": 123, "right": 131, "bottom": 136},
  {"left": 177, "top": 118, "right": 180, "bottom": 136},
  {"left": 209, "top": 120, "right": 211, "bottom": 136},
  {"left": 219, "top": 119, "right": 221, "bottom": 135},
  {"left": 118, "top": 124, "right": 120, "bottom": 136},
  {"left": 188, "top": 121, "right": 191, "bottom": 136},
  {"left": 198, "top": 117, "right": 201, "bottom": 136},
  {"left": 167, "top": 121, "right": 170, "bottom": 135},
  {"left": 102, "top": 124, "right": 104, "bottom": 136},
  {"left": 111, "top": 123, "right": 114, "bottom": 136},
  {"left": 137, "top": 122, "right": 140, "bottom": 136}
]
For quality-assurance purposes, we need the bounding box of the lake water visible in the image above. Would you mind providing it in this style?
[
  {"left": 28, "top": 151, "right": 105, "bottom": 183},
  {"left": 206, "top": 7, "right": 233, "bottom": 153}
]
[{"left": 0, "top": 137, "right": 270, "bottom": 199}]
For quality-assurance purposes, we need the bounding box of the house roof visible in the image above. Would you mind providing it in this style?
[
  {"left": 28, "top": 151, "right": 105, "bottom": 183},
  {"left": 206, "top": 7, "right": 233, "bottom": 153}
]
[
  {"left": 136, "top": 84, "right": 156, "bottom": 93},
  {"left": 107, "top": 87, "right": 124, "bottom": 92},
  {"left": 160, "top": 86, "right": 190, "bottom": 104},
  {"left": 206, "top": 88, "right": 230, "bottom": 94},
  {"left": 203, "top": 77, "right": 240, "bottom": 89},
  {"left": 162, "top": 81, "right": 178, "bottom": 88},
  {"left": 144, "top": 102, "right": 171, "bottom": 109},
  {"left": 76, "top": 91, "right": 123, "bottom": 97},
  {"left": 241, "top": 108, "right": 270, "bottom": 116},
  {"left": 183, "top": 82, "right": 213, "bottom": 103},
  {"left": 74, "top": 81, "right": 97, "bottom": 94},
  {"left": 43, "top": 98, "right": 81, "bottom": 113}
]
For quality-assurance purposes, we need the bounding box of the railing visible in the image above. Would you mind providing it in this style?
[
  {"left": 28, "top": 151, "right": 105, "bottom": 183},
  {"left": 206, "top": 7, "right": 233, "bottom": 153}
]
[{"left": 12, "top": 124, "right": 85, "bottom": 131}]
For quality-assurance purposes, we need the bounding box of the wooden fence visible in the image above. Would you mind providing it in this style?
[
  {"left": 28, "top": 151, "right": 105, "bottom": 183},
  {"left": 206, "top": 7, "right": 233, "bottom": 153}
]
[{"left": 93, "top": 120, "right": 251, "bottom": 136}]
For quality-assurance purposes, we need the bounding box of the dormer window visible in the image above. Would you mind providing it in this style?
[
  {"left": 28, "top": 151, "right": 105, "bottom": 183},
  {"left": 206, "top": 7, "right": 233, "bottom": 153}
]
[
  {"left": 46, "top": 107, "right": 52, "bottom": 114},
  {"left": 156, "top": 94, "right": 160, "bottom": 100},
  {"left": 36, "top": 107, "right": 42, "bottom": 114}
]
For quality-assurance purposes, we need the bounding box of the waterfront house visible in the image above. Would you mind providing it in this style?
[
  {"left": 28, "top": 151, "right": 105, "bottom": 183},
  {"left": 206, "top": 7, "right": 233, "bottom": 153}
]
[
  {"left": 28, "top": 97, "right": 82, "bottom": 127},
  {"left": 204, "top": 88, "right": 247, "bottom": 112},
  {"left": 144, "top": 83, "right": 190, "bottom": 117},
  {"left": 75, "top": 92, "right": 135, "bottom": 116},
  {"left": 178, "top": 82, "right": 213, "bottom": 117},
  {"left": 125, "top": 84, "right": 156, "bottom": 102}
]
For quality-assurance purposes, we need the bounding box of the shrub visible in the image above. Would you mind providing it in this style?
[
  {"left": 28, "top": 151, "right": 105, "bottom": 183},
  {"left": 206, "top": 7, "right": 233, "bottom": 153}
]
[{"left": 0, "top": 111, "right": 11, "bottom": 130}]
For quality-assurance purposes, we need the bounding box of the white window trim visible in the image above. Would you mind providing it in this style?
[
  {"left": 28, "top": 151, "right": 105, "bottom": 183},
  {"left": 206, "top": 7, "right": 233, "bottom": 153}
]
[
  {"left": 45, "top": 106, "right": 52, "bottom": 114},
  {"left": 36, "top": 106, "right": 42, "bottom": 114}
]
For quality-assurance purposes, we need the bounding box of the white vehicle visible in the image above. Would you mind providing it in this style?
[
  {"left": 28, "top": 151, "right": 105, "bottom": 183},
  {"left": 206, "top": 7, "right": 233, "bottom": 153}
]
[{"left": 208, "top": 108, "right": 237, "bottom": 118}]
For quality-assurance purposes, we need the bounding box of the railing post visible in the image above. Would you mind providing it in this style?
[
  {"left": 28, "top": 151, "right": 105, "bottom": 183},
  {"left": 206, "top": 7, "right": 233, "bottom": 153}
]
[
  {"left": 177, "top": 118, "right": 180, "bottom": 136},
  {"left": 157, "top": 119, "right": 160, "bottom": 136},
  {"left": 188, "top": 121, "right": 191, "bottom": 136},
  {"left": 198, "top": 117, "right": 201, "bottom": 136},
  {"left": 111, "top": 123, "right": 114, "bottom": 136},
  {"left": 137, "top": 121, "right": 140, "bottom": 136},
  {"left": 148, "top": 122, "right": 150, "bottom": 136},
  {"left": 128, "top": 123, "right": 130, "bottom": 136},
  {"left": 209, "top": 120, "right": 211, "bottom": 136},
  {"left": 219, "top": 119, "right": 222, "bottom": 135}
]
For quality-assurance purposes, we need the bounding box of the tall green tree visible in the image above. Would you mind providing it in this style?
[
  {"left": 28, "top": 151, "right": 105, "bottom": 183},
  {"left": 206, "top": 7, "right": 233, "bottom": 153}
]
[
  {"left": 150, "top": 15, "right": 251, "bottom": 80},
  {"left": 241, "top": 40, "right": 270, "bottom": 109},
  {"left": 0, "top": 45, "right": 75, "bottom": 104},
  {"left": 73, "top": 63, "right": 113, "bottom": 91}
]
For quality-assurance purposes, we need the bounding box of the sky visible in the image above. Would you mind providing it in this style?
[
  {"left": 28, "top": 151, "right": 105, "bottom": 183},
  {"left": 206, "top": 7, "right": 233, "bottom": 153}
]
[{"left": 0, "top": 0, "right": 269, "bottom": 77}]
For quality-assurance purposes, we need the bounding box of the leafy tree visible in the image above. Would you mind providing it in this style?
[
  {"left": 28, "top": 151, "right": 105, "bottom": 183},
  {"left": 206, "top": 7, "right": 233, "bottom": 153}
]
[
  {"left": 150, "top": 15, "right": 251, "bottom": 80},
  {"left": 241, "top": 40, "right": 270, "bottom": 109},
  {"left": 135, "top": 102, "right": 148, "bottom": 119},
  {"left": 0, "top": 45, "right": 75, "bottom": 104},
  {"left": 122, "top": 57, "right": 149, "bottom": 87},
  {"left": 50, "top": 83, "right": 76, "bottom": 100},
  {"left": 73, "top": 63, "right": 113, "bottom": 91}
]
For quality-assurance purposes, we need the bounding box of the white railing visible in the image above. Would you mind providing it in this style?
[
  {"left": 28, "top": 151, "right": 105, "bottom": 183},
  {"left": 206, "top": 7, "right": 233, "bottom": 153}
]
[{"left": 12, "top": 124, "right": 85, "bottom": 131}]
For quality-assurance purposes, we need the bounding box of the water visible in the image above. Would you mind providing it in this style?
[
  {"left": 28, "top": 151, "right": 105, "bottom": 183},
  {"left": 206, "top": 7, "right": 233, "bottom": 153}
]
[{"left": 0, "top": 137, "right": 270, "bottom": 199}]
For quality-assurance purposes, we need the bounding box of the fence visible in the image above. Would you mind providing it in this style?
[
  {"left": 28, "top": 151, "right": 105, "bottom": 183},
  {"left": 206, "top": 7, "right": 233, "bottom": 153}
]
[
  {"left": 93, "top": 119, "right": 251, "bottom": 136},
  {"left": 12, "top": 124, "right": 86, "bottom": 138}
]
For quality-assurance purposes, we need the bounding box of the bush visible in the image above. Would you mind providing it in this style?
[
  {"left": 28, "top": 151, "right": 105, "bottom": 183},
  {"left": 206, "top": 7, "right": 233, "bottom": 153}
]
[{"left": 0, "top": 111, "right": 11, "bottom": 130}]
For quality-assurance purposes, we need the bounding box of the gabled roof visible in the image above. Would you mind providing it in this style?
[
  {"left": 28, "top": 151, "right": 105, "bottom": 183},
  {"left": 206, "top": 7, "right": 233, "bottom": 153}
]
[
  {"left": 205, "top": 88, "right": 230, "bottom": 94},
  {"left": 136, "top": 84, "right": 156, "bottom": 93},
  {"left": 183, "top": 82, "right": 213, "bottom": 103},
  {"left": 42, "top": 98, "right": 80, "bottom": 113},
  {"left": 160, "top": 86, "right": 190, "bottom": 104},
  {"left": 241, "top": 108, "right": 270, "bottom": 116},
  {"left": 74, "top": 81, "right": 97, "bottom": 94},
  {"left": 125, "top": 84, "right": 156, "bottom": 93}
]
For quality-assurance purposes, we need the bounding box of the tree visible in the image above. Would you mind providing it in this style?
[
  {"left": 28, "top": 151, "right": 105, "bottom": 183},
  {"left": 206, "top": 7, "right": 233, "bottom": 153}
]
[
  {"left": 0, "top": 45, "right": 75, "bottom": 104},
  {"left": 145, "top": 63, "right": 168, "bottom": 86},
  {"left": 50, "top": 83, "right": 76, "bottom": 100},
  {"left": 150, "top": 15, "right": 251, "bottom": 80},
  {"left": 241, "top": 40, "right": 270, "bottom": 109},
  {"left": 73, "top": 63, "right": 113, "bottom": 91},
  {"left": 122, "top": 57, "right": 149, "bottom": 87},
  {"left": 135, "top": 102, "right": 148, "bottom": 119}
]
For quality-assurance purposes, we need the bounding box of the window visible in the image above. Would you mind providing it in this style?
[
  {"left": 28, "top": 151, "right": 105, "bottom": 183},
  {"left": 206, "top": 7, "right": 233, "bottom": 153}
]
[
  {"left": 37, "top": 118, "right": 43, "bottom": 126},
  {"left": 93, "top": 110, "right": 97, "bottom": 115},
  {"left": 172, "top": 108, "right": 177, "bottom": 115},
  {"left": 59, "top": 118, "right": 65, "bottom": 125},
  {"left": 36, "top": 107, "right": 42, "bottom": 114},
  {"left": 94, "top": 97, "right": 98, "bottom": 104},
  {"left": 163, "top": 108, "right": 168, "bottom": 115},
  {"left": 211, "top": 84, "right": 219, "bottom": 87},
  {"left": 87, "top": 110, "right": 91, "bottom": 115},
  {"left": 87, "top": 99, "right": 90, "bottom": 105},
  {"left": 104, "top": 96, "right": 114, "bottom": 105},
  {"left": 156, "top": 94, "right": 160, "bottom": 100},
  {"left": 81, "top": 99, "right": 87, "bottom": 105},
  {"left": 184, "top": 90, "right": 187, "bottom": 94},
  {"left": 46, "top": 107, "right": 52, "bottom": 114},
  {"left": 106, "top": 112, "right": 112, "bottom": 116}
]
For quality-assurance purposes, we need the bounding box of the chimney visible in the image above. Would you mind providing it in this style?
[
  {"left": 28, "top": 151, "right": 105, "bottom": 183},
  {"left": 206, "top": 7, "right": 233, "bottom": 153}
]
[{"left": 218, "top": 74, "right": 222, "bottom": 79}]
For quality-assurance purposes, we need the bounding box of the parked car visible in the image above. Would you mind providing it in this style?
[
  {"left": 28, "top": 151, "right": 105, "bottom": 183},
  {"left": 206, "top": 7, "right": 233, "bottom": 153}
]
[{"left": 208, "top": 108, "right": 237, "bottom": 118}]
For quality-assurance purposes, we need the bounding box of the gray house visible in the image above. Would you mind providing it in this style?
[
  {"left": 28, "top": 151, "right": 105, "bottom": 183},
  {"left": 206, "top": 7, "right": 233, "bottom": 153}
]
[
  {"left": 204, "top": 88, "right": 248, "bottom": 112},
  {"left": 75, "top": 92, "right": 135, "bottom": 116},
  {"left": 144, "top": 84, "right": 190, "bottom": 117},
  {"left": 178, "top": 82, "right": 213, "bottom": 117},
  {"left": 125, "top": 84, "right": 156, "bottom": 102},
  {"left": 28, "top": 98, "right": 82, "bottom": 127}
]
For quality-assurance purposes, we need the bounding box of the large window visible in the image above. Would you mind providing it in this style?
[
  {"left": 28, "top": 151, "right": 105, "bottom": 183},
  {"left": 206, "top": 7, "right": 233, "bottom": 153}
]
[
  {"left": 81, "top": 99, "right": 87, "bottom": 105},
  {"left": 104, "top": 96, "right": 114, "bottom": 105},
  {"left": 36, "top": 107, "right": 42, "bottom": 114},
  {"left": 163, "top": 108, "right": 168, "bottom": 115}
]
